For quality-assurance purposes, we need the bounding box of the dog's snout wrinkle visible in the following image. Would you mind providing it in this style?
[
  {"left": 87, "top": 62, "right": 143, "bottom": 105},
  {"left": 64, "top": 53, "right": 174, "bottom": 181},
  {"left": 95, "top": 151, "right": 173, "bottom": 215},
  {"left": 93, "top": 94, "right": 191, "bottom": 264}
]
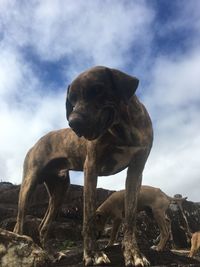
[{"left": 68, "top": 117, "right": 85, "bottom": 137}]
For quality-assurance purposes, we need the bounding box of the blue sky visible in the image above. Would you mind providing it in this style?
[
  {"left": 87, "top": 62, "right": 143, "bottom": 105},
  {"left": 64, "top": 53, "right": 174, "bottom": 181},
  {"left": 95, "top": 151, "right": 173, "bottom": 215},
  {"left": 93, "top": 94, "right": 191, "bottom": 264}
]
[{"left": 0, "top": 0, "right": 200, "bottom": 201}]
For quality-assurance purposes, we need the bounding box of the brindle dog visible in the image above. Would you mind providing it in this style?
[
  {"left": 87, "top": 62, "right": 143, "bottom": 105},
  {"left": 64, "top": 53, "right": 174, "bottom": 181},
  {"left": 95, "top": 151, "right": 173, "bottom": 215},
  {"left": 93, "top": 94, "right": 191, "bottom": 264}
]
[{"left": 14, "top": 66, "right": 153, "bottom": 266}]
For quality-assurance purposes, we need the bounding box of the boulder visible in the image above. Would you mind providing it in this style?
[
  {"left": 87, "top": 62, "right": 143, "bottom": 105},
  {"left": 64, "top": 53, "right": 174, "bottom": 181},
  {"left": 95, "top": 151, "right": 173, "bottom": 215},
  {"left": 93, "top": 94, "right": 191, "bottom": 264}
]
[
  {"left": 0, "top": 228, "right": 51, "bottom": 267},
  {"left": 1, "top": 182, "right": 200, "bottom": 248}
]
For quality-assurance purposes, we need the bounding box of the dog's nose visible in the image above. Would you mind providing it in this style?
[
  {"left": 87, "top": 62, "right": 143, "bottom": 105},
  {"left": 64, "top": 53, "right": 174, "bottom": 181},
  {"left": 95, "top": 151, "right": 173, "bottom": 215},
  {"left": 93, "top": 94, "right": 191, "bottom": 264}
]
[{"left": 68, "top": 117, "right": 85, "bottom": 137}]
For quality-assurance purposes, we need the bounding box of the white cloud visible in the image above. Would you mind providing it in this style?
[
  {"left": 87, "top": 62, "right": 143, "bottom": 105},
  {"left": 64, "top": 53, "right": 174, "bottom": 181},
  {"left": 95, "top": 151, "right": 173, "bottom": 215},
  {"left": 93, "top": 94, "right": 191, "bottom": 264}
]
[
  {"left": 1, "top": 1, "right": 155, "bottom": 67},
  {"left": 0, "top": 47, "right": 67, "bottom": 183},
  {"left": 146, "top": 50, "right": 200, "bottom": 108},
  {"left": 0, "top": 48, "right": 24, "bottom": 98},
  {"left": 0, "top": 91, "right": 67, "bottom": 184},
  {"left": 100, "top": 36, "right": 200, "bottom": 202},
  {"left": 143, "top": 134, "right": 200, "bottom": 201},
  {"left": 140, "top": 48, "right": 200, "bottom": 202},
  {"left": 31, "top": 0, "right": 154, "bottom": 65},
  {"left": 0, "top": 0, "right": 155, "bottom": 184},
  {"left": 0, "top": 0, "right": 200, "bottom": 203}
]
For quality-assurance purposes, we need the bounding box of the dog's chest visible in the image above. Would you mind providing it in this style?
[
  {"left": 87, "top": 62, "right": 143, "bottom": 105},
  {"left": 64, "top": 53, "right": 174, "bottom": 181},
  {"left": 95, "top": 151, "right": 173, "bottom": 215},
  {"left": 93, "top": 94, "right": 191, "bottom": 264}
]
[{"left": 98, "top": 145, "right": 141, "bottom": 176}]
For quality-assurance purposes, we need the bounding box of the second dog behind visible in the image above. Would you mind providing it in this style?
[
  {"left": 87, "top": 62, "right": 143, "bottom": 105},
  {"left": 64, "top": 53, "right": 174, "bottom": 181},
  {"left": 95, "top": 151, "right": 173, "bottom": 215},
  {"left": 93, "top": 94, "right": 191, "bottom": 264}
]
[
  {"left": 189, "top": 231, "right": 200, "bottom": 257},
  {"left": 95, "top": 185, "right": 188, "bottom": 251}
]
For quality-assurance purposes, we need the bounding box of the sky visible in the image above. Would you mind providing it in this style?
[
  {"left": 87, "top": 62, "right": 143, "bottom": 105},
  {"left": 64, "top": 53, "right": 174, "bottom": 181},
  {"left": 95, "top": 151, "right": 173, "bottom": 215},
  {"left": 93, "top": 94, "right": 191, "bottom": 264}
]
[{"left": 0, "top": 0, "right": 200, "bottom": 201}]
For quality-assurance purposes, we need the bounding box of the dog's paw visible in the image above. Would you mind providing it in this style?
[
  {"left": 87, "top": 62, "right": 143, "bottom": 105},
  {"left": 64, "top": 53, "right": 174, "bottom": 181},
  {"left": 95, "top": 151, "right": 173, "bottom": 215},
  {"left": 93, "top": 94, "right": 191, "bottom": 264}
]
[
  {"left": 125, "top": 255, "right": 150, "bottom": 267},
  {"left": 135, "top": 256, "right": 150, "bottom": 267},
  {"left": 150, "top": 245, "right": 157, "bottom": 250},
  {"left": 84, "top": 251, "right": 110, "bottom": 266},
  {"left": 150, "top": 245, "right": 162, "bottom": 251},
  {"left": 124, "top": 247, "right": 150, "bottom": 267}
]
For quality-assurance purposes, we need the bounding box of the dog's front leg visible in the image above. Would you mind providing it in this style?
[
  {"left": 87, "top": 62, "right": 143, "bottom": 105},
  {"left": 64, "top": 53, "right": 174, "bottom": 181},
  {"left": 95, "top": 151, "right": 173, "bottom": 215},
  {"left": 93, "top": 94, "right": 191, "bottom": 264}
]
[
  {"left": 107, "top": 218, "right": 122, "bottom": 247},
  {"left": 83, "top": 153, "right": 110, "bottom": 266},
  {"left": 123, "top": 151, "right": 150, "bottom": 267}
]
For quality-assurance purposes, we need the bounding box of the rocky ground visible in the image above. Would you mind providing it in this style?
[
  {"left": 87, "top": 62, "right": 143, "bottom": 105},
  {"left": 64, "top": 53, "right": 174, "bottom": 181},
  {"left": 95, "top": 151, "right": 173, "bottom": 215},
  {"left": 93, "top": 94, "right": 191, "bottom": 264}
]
[{"left": 0, "top": 182, "right": 200, "bottom": 266}]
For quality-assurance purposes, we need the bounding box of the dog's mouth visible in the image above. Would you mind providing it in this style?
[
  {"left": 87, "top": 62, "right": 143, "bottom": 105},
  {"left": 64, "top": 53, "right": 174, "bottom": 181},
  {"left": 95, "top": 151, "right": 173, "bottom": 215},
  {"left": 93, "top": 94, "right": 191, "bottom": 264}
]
[
  {"left": 69, "top": 107, "right": 115, "bottom": 140},
  {"left": 71, "top": 123, "right": 97, "bottom": 140},
  {"left": 84, "top": 107, "right": 115, "bottom": 140}
]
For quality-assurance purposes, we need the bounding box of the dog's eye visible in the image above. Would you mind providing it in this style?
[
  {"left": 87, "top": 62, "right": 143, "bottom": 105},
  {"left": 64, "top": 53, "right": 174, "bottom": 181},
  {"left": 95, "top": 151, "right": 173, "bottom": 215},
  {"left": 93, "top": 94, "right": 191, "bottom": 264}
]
[
  {"left": 92, "top": 85, "right": 102, "bottom": 95},
  {"left": 69, "top": 92, "right": 77, "bottom": 106},
  {"left": 87, "top": 84, "right": 103, "bottom": 99}
]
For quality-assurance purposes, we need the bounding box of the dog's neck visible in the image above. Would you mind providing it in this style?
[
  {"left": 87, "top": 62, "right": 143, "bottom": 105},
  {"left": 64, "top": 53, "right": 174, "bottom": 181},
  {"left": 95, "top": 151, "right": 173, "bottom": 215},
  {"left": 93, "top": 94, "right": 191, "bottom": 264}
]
[
  {"left": 97, "top": 207, "right": 112, "bottom": 221},
  {"left": 108, "top": 124, "right": 139, "bottom": 146},
  {"left": 108, "top": 99, "right": 141, "bottom": 146}
]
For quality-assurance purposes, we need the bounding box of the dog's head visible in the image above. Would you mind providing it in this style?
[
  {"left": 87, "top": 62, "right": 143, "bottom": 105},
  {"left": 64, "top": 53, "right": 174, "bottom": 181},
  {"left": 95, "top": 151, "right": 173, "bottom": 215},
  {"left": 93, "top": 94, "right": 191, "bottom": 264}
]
[
  {"left": 93, "top": 211, "right": 107, "bottom": 239},
  {"left": 66, "top": 66, "right": 139, "bottom": 140}
]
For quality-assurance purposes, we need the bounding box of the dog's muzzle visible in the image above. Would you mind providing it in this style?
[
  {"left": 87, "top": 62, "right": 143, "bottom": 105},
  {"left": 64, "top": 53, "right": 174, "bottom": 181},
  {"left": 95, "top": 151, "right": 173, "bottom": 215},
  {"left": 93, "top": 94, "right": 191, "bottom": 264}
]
[
  {"left": 68, "top": 107, "right": 115, "bottom": 140},
  {"left": 68, "top": 116, "right": 86, "bottom": 138}
]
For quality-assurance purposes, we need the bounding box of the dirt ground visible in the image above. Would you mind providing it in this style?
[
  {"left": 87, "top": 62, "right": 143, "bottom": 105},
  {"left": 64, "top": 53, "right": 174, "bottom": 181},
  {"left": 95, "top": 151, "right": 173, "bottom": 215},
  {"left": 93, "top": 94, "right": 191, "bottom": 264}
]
[{"left": 50, "top": 241, "right": 200, "bottom": 267}]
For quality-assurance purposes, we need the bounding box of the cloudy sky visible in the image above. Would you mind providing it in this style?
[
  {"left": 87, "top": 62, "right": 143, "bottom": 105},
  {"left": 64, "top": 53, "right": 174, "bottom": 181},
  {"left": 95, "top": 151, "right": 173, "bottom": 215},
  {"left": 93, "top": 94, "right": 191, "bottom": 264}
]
[{"left": 0, "top": 0, "right": 200, "bottom": 201}]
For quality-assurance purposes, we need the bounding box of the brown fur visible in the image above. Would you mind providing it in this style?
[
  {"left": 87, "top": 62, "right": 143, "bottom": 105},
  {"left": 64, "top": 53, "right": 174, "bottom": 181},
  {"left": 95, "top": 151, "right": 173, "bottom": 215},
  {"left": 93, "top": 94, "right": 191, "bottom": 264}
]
[
  {"left": 189, "top": 231, "right": 200, "bottom": 257},
  {"left": 14, "top": 66, "right": 153, "bottom": 266},
  {"left": 95, "top": 185, "right": 188, "bottom": 251}
]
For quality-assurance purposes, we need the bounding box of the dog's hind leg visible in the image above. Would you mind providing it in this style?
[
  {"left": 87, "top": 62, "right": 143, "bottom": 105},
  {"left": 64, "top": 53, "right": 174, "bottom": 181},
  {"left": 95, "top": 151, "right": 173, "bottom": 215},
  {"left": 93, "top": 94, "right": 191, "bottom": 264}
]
[
  {"left": 165, "top": 215, "right": 175, "bottom": 249},
  {"left": 38, "top": 203, "right": 50, "bottom": 235},
  {"left": 189, "top": 234, "right": 197, "bottom": 257},
  {"left": 13, "top": 170, "right": 38, "bottom": 235},
  {"left": 151, "top": 211, "right": 169, "bottom": 251},
  {"left": 39, "top": 171, "right": 70, "bottom": 246}
]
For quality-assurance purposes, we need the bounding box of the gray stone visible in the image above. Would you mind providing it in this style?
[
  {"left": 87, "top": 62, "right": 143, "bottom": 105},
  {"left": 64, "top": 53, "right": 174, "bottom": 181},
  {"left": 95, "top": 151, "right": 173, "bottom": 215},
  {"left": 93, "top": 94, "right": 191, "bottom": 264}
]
[{"left": 0, "top": 228, "right": 51, "bottom": 267}]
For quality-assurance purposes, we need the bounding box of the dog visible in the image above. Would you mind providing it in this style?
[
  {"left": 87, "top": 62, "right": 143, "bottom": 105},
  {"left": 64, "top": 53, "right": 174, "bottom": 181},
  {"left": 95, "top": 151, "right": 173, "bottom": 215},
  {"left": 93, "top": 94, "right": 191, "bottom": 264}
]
[
  {"left": 14, "top": 66, "right": 153, "bottom": 266},
  {"left": 95, "top": 185, "right": 188, "bottom": 251},
  {"left": 189, "top": 231, "right": 200, "bottom": 257},
  {"left": 13, "top": 129, "right": 71, "bottom": 245}
]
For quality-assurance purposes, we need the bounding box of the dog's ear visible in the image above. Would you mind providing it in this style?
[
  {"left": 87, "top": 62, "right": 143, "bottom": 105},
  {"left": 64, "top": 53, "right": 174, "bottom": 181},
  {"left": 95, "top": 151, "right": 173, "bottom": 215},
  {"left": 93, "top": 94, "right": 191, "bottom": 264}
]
[
  {"left": 107, "top": 68, "right": 139, "bottom": 103},
  {"left": 66, "top": 84, "right": 73, "bottom": 120}
]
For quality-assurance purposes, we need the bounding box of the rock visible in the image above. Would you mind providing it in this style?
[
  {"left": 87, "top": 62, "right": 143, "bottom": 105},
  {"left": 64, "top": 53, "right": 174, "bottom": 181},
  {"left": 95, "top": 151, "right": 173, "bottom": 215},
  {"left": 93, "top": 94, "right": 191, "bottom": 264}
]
[
  {"left": 0, "top": 182, "right": 13, "bottom": 190},
  {"left": 50, "top": 220, "right": 82, "bottom": 241},
  {"left": 1, "top": 182, "right": 200, "bottom": 266},
  {"left": 0, "top": 182, "right": 114, "bottom": 221},
  {"left": 0, "top": 216, "right": 41, "bottom": 244},
  {"left": 49, "top": 243, "right": 200, "bottom": 267},
  {"left": 0, "top": 205, "right": 17, "bottom": 221},
  {"left": 0, "top": 228, "right": 51, "bottom": 267}
]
